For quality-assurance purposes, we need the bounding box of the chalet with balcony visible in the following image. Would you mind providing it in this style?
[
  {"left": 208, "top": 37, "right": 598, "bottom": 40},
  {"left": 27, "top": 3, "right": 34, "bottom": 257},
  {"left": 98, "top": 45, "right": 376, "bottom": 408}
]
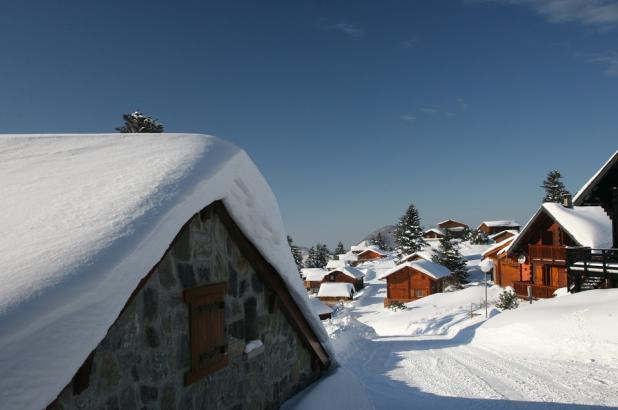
[
  {"left": 437, "top": 219, "right": 469, "bottom": 238},
  {"left": 507, "top": 199, "right": 612, "bottom": 298},
  {"left": 321, "top": 266, "right": 365, "bottom": 291},
  {"left": 481, "top": 235, "right": 529, "bottom": 285},
  {"left": 478, "top": 220, "right": 520, "bottom": 236},
  {"left": 568, "top": 150, "right": 618, "bottom": 291},
  {"left": 378, "top": 260, "right": 450, "bottom": 306}
]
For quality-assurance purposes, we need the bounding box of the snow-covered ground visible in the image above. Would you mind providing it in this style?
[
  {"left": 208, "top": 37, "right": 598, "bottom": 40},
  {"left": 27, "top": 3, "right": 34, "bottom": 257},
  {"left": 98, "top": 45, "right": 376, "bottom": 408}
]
[{"left": 286, "top": 255, "right": 618, "bottom": 409}]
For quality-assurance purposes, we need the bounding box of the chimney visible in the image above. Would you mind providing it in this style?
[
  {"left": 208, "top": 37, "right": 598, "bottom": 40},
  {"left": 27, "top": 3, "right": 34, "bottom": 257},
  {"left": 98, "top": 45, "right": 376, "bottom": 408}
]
[{"left": 562, "top": 193, "right": 573, "bottom": 208}]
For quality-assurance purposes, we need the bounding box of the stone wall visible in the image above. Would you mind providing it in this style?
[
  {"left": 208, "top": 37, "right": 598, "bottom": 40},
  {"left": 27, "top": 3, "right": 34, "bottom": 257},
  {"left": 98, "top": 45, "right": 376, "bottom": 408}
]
[{"left": 50, "top": 206, "right": 321, "bottom": 410}]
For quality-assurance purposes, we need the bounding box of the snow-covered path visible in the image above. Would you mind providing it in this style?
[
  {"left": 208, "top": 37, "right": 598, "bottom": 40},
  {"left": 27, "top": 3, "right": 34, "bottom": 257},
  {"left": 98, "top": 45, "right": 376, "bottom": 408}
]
[{"left": 331, "top": 281, "right": 618, "bottom": 409}]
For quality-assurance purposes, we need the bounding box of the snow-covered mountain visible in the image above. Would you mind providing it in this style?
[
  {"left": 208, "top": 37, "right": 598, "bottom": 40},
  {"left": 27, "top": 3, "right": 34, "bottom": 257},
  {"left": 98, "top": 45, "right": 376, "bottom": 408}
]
[{"left": 360, "top": 224, "right": 397, "bottom": 248}]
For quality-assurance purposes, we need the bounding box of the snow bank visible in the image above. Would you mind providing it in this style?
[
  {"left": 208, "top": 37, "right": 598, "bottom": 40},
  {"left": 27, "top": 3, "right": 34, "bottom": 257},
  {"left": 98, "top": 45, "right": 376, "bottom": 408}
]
[
  {"left": 356, "top": 284, "right": 502, "bottom": 337},
  {"left": 473, "top": 289, "right": 618, "bottom": 365},
  {"left": 281, "top": 367, "right": 373, "bottom": 410},
  {"left": 0, "top": 134, "right": 331, "bottom": 409}
]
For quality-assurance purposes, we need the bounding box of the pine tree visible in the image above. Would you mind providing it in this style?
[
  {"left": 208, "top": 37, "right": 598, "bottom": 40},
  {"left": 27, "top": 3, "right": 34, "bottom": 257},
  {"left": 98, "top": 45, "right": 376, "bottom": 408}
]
[
  {"left": 333, "top": 241, "right": 345, "bottom": 257},
  {"left": 316, "top": 244, "right": 331, "bottom": 268},
  {"left": 541, "top": 170, "right": 569, "bottom": 203},
  {"left": 287, "top": 235, "right": 304, "bottom": 272},
  {"left": 465, "top": 228, "right": 488, "bottom": 245},
  {"left": 371, "top": 233, "right": 387, "bottom": 250},
  {"left": 116, "top": 111, "right": 164, "bottom": 133},
  {"left": 394, "top": 203, "right": 427, "bottom": 256},
  {"left": 305, "top": 246, "right": 318, "bottom": 268},
  {"left": 432, "top": 230, "right": 469, "bottom": 286}
]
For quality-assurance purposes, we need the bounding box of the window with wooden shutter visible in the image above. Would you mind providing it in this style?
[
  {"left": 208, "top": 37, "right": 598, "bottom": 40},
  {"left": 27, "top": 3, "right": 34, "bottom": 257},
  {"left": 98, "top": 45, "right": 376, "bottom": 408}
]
[{"left": 184, "top": 282, "right": 228, "bottom": 385}]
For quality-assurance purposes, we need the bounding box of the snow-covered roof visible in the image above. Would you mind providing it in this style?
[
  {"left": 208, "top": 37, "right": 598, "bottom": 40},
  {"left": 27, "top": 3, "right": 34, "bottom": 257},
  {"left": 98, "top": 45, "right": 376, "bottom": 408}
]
[
  {"left": 358, "top": 246, "right": 386, "bottom": 256},
  {"left": 350, "top": 240, "right": 371, "bottom": 252},
  {"left": 574, "top": 150, "right": 618, "bottom": 205},
  {"left": 317, "top": 282, "right": 355, "bottom": 298},
  {"left": 379, "top": 260, "right": 451, "bottom": 280},
  {"left": 338, "top": 252, "right": 358, "bottom": 262},
  {"left": 0, "top": 133, "right": 331, "bottom": 409},
  {"left": 482, "top": 236, "right": 516, "bottom": 258},
  {"left": 510, "top": 203, "right": 613, "bottom": 253},
  {"left": 478, "top": 220, "right": 520, "bottom": 228},
  {"left": 488, "top": 229, "right": 518, "bottom": 240},
  {"left": 308, "top": 297, "right": 334, "bottom": 316},
  {"left": 329, "top": 266, "right": 365, "bottom": 279},
  {"left": 326, "top": 259, "right": 346, "bottom": 270},
  {"left": 424, "top": 227, "right": 445, "bottom": 235},
  {"left": 400, "top": 250, "right": 434, "bottom": 263},
  {"left": 301, "top": 268, "right": 329, "bottom": 281}
]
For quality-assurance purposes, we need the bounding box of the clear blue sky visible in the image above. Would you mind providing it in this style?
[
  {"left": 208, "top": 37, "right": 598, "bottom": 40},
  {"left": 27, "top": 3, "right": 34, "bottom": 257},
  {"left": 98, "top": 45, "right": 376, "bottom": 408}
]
[{"left": 1, "top": 1, "right": 617, "bottom": 248}]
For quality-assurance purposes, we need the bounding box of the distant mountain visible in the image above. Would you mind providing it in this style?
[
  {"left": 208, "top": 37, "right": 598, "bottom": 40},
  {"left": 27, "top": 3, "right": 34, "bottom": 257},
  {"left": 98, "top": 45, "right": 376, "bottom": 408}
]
[{"left": 360, "top": 224, "right": 397, "bottom": 248}]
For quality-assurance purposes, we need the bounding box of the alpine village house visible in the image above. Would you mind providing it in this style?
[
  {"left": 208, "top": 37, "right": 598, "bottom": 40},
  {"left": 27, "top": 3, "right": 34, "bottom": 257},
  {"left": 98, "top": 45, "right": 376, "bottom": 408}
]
[
  {"left": 494, "top": 150, "right": 618, "bottom": 298},
  {"left": 0, "top": 134, "right": 331, "bottom": 410}
]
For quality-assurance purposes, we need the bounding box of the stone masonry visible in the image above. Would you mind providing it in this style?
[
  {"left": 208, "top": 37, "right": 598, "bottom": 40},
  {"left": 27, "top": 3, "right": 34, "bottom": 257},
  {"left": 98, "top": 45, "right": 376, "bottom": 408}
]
[{"left": 50, "top": 206, "right": 321, "bottom": 410}]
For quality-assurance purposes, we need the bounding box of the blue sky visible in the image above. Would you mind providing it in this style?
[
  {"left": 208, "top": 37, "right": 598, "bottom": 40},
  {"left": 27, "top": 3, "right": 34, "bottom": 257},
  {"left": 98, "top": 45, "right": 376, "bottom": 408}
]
[{"left": 1, "top": 1, "right": 617, "bottom": 247}]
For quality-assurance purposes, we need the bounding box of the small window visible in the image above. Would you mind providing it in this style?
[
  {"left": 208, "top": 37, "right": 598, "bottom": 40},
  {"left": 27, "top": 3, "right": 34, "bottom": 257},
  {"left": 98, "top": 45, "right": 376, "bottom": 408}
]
[
  {"left": 184, "top": 282, "right": 228, "bottom": 385},
  {"left": 415, "top": 289, "right": 425, "bottom": 298}
]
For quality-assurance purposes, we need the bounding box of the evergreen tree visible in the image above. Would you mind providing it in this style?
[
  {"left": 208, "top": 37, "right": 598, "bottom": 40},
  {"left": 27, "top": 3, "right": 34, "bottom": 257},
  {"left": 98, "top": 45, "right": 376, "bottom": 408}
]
[
  {"left": 371, "top": 233, "right": 387, "bottom": 250},
  {"left": 316, "top": 244, "right": 331, "bottom": 268},
  {"left": 333, "top": 241, "right": 345, "bottom": 257},
  {"left": 394, "top": 203, "right": 427, "bottom": 256},
  {"left": 432, "top": 230, "right": 469, "bottom": 286},
  {"left": 541, "top": 170, "right": 569, "bottom": 203},
  {"left": 305, "top": 246, "right": 318, "bottom": 268},
  {"left": 464, "top": 228, "right": 488, "bottom": 245},
  {"left": 287, "top": 235, "right": 304, "bottom": 272},
  {"left": 116, "top": 111, "right": 164, "bottom": 133}
]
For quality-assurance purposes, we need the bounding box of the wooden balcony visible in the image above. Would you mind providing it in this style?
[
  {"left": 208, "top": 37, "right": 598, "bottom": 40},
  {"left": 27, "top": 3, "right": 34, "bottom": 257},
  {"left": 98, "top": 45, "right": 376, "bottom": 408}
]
[
  {"left": 529, "top": 244, "right": 566, "bottom": 264},
  {"left": 566, "top": 247, "right": 618, "bottom": 292},
  {"left": 513, "top": 281, "right": 559, "bottom": 299}
]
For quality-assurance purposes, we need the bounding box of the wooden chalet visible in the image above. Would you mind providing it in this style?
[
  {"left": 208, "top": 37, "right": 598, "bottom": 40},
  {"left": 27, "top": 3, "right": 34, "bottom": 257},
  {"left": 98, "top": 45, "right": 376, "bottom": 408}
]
[
  {"left": 507, "top": 200, "right": 612, "bottom": 298},
  {"left": 400, "top": 250, "right": 434, "bottom": 263},
  {"left": 423, "top": 228, "right": 445, "bottom": 240},
  {"left": 356, "top": 246, "right": 386, "bottom": 262},
  {"left": 378, "top": 260, "right": 450, "bottom": 306},
  {"left": 478, "top": 220, "right": 520, "bottom": 236},
  {"left": 321, "top": 266, "right": 365, "bottom": 291},
  {"left": 436, "top": 219, "right": 469, "bottom": 238},
  {"left": 567, "top": 150, "right": 618, "bottom": 291},
  {"left": 317, "top": 282, "right": 355, "bottom": 305}
]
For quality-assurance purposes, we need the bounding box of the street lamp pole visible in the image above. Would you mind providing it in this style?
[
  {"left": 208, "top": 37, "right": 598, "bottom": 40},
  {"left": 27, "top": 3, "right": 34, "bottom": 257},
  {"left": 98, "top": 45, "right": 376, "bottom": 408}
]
[{"left": 479, "top": 259, "right": 494, "bottom": 319}]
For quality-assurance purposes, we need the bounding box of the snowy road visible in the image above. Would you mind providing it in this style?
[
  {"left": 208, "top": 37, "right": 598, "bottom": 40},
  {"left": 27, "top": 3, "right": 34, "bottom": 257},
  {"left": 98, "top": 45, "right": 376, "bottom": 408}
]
[{"left": 331, "top": 282, "right": 618, "bottom": 410}]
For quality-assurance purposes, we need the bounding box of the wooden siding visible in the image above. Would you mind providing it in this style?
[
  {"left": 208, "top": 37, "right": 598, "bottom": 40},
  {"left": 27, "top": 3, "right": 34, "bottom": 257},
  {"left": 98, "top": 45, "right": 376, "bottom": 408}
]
[
  {"left": 384, "top": 266, "right": 440, "bottom": 305},
  {"left": 357, "top": 250, "right": 384, "bottom": 261}
]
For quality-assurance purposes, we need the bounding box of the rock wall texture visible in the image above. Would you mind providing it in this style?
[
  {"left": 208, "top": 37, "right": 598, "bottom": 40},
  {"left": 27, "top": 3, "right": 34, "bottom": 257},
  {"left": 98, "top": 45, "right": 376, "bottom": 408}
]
[{"left": 50, "top": 206, "right": 320, "bottom": 410}]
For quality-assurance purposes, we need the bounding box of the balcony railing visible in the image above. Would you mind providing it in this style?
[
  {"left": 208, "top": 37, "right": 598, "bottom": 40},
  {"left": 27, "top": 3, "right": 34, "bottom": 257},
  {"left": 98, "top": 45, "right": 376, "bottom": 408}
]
[
  {"left": 513, "top": 281, "right": 559, "bottom": 299},
  {"left": 529, "top": 244, "right": 566, "bottom": 264}
]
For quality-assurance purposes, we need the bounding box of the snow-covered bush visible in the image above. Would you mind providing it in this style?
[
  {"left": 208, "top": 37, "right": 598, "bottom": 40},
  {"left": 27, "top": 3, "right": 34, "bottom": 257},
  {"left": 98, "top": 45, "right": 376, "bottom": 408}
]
[
  {"left": 495, "top": 287, "right": 519, "bottom": 310},
  {"left": 387, "top": 301, "right": 407, "bottom": 311}
]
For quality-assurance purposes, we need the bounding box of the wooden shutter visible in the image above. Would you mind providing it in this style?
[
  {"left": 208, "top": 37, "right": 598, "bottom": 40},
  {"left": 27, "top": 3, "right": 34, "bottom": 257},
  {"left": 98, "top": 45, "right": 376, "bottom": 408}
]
[{"left": 184, "top": 282, "right": 228, "bottom": 385}]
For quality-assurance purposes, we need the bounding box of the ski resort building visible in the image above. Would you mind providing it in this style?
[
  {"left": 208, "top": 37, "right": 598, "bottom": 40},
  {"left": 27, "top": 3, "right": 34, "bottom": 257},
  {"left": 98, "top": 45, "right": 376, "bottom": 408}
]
[
  {"left": 478, "top": 220, "right": 521, "bottom": 235},
  {"left": 423, "top": 228, "right": 446, "bottom": 240},
  {"left": 436, "top": 219, "right": 469, "bottom": 238},
  {"left": 507, "top": 198, "right": 612, "bottom": 298},
  {"left": 356, "top": 246, "right": 387, "bottom": 263},
  {"left": 0, "top": 134, "right": 331, "bottom": 410},
  {"left": 322, "top": 266, "right": 365, "bottom": 291},
  {"left": 378, "top": 260, "right": 451, "bottom": 306},
  {"left": 301, "top": 268, "right": 330, "bottom": 293}
]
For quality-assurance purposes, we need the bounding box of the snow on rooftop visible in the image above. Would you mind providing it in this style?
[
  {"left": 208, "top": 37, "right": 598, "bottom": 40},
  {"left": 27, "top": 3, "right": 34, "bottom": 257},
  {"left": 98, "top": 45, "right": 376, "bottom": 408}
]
[
  {"left": 0, "top": 133, "right": 331, "bottom": 409},
  {"left": 317, "top": 282, "right": 355, "bottom": 298},
  {"left": 478, "top": 220, "right": 520, "bottom": 228},
  {"left": 329, "top": 266, "right": 365, "bottom": 279},
  {"left": 424, "top": 227, "right": 445, "bottom": 235},
  {"left": 358, "top": 245, "right": 386, "bottom": 256},
  {"left": 379, "top": 260, "right": 451, "bottom": 280},
  {"left": 481, "top": 236, "right": 516, "bottom": 258},
  {"left": 308, "top": 297, "right": 334, "bottom": 317},
  {"left": 542, "top": 203, "right": 612, "bottom": 248},
  {"left": 303, "top": 268, "right": 329, "bottom": 281},
  {"left": 326, "top": 259, "right": 346, "bottom": 270},
  {"left": 573, "top": 150, "right": 618, "bottom": 205},
  {"left": 401, "top": 250, "right": 435, "bottom": 263},
  {"left": 488, "top": 229, "right": 518, "bottom": 240}
]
